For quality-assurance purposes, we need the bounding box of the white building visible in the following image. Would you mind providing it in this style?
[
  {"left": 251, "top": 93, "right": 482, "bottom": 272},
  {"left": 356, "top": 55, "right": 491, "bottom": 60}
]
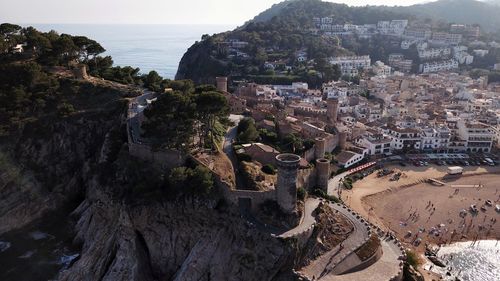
[
  {"left": 329, "top": 55, "right": 371, "bottom": 77},
  {"left": 384, "top": 125, "right": 422, "bottom": 151},
  {"left": 418, "top": 47, "right": 451, "bottom": 60},
  {"left": 336, "top": 150, "right": 365, "bottom": 168},
  {"left": 404, "top": 27, "right": 432, "bottom": 40},
  {"left": 457, "top": 121, "right": 494, "bottom": 152},
  {"left": 420, "top": 126, "right": 451, "bottom": 152},
  {"left": 355, "top": 129, "right": 392, "bottom": 155},
  {"left": 420, "top": 59, "right": 459, "bottom": 73},
  {"left": 372, "top": 61, "right": 392, "bottom": 76},
  {"left": 473, "top": 49, "right": 489, "bottom": 57}
]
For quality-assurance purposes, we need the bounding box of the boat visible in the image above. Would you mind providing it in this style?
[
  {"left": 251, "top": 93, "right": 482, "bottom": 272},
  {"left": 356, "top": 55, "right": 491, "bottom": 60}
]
[{"left": 428, "top": 256, "right": 446, "bottom": 267}]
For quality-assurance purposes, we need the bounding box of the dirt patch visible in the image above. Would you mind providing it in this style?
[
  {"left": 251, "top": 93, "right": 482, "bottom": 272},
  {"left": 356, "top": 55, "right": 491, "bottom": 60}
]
[
  {"left": 298, "top": 203, "right": 354, "bottom": 267},
  {"left": 240, "top": 161, "right": 277, "bottom": 191}
]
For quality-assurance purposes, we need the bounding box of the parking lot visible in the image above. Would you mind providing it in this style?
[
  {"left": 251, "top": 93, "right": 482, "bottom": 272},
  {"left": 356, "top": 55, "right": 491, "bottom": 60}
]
[{"left": 404, "top": 153, "right": 498, "bottom": 167}]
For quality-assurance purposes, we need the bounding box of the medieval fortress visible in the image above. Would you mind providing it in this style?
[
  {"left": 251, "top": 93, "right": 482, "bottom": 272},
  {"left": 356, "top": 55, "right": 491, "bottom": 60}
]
[{"left": 126, "top": 78, "right": 405, "bottom": 281}]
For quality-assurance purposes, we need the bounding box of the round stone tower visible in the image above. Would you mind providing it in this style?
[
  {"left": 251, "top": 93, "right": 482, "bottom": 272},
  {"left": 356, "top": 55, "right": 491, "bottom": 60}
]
[
  {"left": 216, "top": 76, "right": 228, "bottom": 92},
  {"left": 316, "top": 158, "right": 330, "bottom": 192},
  {"left": 72, "top": 64, "right": 88, "bottom": 80},
  {"left": 275, "top": 153, "right": 301, "bottom": 214},
  {"left": 314, "top": 137, "right": 326, "bottom": 159},
  {"left": 326, "top": 98, "right": 339, "bottom": 128}
]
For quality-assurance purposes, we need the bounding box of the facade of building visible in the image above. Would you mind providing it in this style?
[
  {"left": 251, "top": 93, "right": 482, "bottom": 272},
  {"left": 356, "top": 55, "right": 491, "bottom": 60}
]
[
  {"left": 420, "top": 60, "right": 459, "bottom": 73},
  {"left": 329, "top": 56, "right": 371, "bottom": 77}
]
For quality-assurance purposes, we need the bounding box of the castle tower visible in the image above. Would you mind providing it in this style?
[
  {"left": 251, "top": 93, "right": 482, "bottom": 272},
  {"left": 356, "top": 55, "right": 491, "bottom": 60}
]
[
  {"left": 316, "top": 158, "right": 330, "bottom": 192},
  {"left": 326, "top": 98, "right": 339, "bottom": 128},
  {"left": 314, "top": 137, "right": 326, "bottom": 159},
  {"left": 216, "top": 76, "right": 228, "bottom": 92},
  {"left": 72, "top": 64, "right": 88, "bottom": 80},
  {"left": 275, "top": 154, "right": 301, "bottom": 214}
]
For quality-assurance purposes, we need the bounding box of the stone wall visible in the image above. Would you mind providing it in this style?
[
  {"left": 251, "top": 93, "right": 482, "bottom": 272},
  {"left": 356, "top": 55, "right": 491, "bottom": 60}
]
[
  {"left": 297, "top": 167, "right": 317, "bottom": 191},
  {"left": 128, "top": 142, "right": 185, "bottom": 170}
]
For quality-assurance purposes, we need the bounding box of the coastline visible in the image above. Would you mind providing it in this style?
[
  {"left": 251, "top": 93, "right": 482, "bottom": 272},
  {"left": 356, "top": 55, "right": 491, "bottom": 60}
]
[{"left": 424, "top": 239, "right": 500, "bottom": 281}]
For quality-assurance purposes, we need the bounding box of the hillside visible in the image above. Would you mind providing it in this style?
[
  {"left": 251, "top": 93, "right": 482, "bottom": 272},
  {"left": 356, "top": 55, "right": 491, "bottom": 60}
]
[
  {"left": 176, "top": 0, "right": 500, "bottom": 84},
  {"left": 395, "top": 0, "right": 500, "bottom": 32},
  {"left": 176, "top": 0, "right": 412, "bottom": 85}
]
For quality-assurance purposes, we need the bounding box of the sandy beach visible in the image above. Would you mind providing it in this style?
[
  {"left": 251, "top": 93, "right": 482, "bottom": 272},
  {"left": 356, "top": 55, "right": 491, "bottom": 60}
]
[{"left": 340, "top": 165, "right": 500, "bottom": 252}]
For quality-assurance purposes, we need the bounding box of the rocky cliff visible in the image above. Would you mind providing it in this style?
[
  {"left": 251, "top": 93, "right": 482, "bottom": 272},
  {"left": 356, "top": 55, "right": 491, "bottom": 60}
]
[{"left": 0, "top": 77, "right": 302, "bottom": 280}]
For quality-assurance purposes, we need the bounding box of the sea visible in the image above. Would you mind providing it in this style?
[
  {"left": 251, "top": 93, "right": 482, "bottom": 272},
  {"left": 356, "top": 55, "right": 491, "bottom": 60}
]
[
  {"left": 30, "top": 24, "right": 236, "bottom": 79},
  {"left": 426, "top": 240, "right": 500, "bottom": 281}
]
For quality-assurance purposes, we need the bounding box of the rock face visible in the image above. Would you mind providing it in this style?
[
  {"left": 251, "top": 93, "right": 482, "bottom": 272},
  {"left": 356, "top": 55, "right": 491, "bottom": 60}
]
[
  {"left": 60, "top": 186, "right": 295, "bottom": 281},
  {"left": 0, "top": 110, "right": 123, "bottom": 235},
  {"left": 0, "top": 78, "right": 300, "bottom": 280}
]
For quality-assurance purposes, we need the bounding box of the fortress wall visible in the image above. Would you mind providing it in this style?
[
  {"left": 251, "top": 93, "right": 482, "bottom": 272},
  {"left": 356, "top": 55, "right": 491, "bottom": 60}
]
[
  {"left": 297, "top": 167, "right": 317, "bottom": 191},
  {"left": 325, "top": 133, "right": 339, "bottom": 153},
  {"left": 336, "top": 243, "right": 383, "bottom": 275},
  {"left": 303, "top": 147, "right": 316, "bottom": 162},
  {"left": 228, "top": 189, "right": 276, "bottom": 211},
  {"left": 128, "top": 140, "right": 185, "bottom": 170}
]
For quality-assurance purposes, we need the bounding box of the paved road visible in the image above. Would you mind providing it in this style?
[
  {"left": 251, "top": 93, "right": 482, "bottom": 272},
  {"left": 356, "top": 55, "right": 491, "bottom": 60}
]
[
  {"left": 328, "top": 172, "right": 350, "bottom": 198},
  {"left": 127, "top": 91, "right": 156, "bottom": 144},
  {"left": 279, "top": 198, "right": 321, "bottom": 238}
]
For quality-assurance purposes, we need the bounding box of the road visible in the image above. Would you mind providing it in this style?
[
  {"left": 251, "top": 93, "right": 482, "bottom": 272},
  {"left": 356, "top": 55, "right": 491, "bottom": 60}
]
[
  {"left": 127, "top": 90, "right": 156, "bottom": 144},
  {"left": 222, "top": 114, "right": 245, "bottom": 189}
]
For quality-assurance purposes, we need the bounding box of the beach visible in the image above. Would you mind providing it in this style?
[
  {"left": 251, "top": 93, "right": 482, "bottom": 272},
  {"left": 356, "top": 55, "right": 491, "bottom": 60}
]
[
  {"left": 341, "top": 164, "right": 500, "bottom": 279},
  {"left": 340, "top": 165, "right": 500, "bottom": 247}
]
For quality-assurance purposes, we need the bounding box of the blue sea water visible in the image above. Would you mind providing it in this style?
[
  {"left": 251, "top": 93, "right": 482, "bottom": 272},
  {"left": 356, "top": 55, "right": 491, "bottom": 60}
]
[{"left": 30, "top": 24, "right": 236, "bottom": 79}]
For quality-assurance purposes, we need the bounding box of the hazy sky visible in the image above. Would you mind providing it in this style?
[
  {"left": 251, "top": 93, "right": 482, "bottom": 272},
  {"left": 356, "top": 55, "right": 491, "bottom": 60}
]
[{"left": 0, "top": 0, "right": 428, "bottom": 25}]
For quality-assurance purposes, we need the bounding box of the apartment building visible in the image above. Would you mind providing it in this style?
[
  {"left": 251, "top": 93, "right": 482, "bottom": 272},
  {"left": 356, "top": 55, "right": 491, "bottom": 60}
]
[
  {"left": 457, "top": 121, "right": 494, "bottom": 152},
  {"left": 420, "top": 59, "right": 459, "bottom": 73},
  {"left": 329, "top": 55, "right": 371, "bottom": 77}
]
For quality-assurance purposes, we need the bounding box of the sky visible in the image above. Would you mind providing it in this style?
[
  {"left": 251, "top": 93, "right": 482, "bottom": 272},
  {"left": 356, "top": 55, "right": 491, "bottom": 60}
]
[{"left": 0, "top": 0, "right": 429, "bottom": 25}]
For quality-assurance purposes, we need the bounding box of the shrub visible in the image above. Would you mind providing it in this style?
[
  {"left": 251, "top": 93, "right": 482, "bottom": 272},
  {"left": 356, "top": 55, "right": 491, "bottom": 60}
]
[
  {"left": 297, "top": 187, "right": 306, "bottom": 201},
  {"left": 405, "top": 250, "right": 421, "bottom": 268},
  {"left": 261, "top": 164, "right": 276, "bottom": 175},
  {"left": 311, "top": 188, "right": 340, "bottom": 203}
]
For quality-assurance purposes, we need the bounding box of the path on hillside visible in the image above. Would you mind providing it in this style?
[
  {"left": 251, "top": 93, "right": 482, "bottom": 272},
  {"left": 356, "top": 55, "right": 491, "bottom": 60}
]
[
  {"left": 222, "top": 114, "right": 245, "bottom": 189},
  {"left": 279, "top": 198, "right": 321, "bottom": 238},
  {"left": 300, "top": 202, "right": 370, "bottom": 279}
]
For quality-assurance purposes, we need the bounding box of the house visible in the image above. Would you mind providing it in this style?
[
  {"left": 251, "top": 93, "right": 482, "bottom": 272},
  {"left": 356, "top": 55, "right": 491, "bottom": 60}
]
[
  {"left": 237, "top": 143, "right": 280, "bottom": 165},
  {"left": 336, "top": 151, "right": 365, "bottom": 168}
]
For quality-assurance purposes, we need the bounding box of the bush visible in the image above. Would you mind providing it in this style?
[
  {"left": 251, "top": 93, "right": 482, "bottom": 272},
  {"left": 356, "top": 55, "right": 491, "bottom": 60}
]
[
  {"left": 311, "top": 188, "right": 340, "bottom": 203},
  {"left": 237, "top": 153, "right": 252, "bottom": 162},
  {"left": 168, "top": 165, "right": 214, "bottom": 196},
  {"left": 297, "top": 187, "right": 306, "bottom": 201},
  {"left": 261, "top": 164, "right": 276, "bottom": 175},
  {"left": 405, "top": 250, "right": 421, "bottom": 269}
]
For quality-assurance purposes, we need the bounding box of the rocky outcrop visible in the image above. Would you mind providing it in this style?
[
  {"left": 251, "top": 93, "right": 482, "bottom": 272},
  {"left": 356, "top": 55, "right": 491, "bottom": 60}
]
[
  {"left": 59, "top": 179, "right": 296, "bottom": 281},
  {"left": 0, "top": 106, "right": 124, "bottom": 235}
]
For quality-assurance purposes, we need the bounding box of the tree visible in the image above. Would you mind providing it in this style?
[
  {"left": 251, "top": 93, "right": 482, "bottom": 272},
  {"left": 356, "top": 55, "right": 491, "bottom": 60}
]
[
  {"left": 142, "top": 91, "right": 196, "bottom": 150},
  {"left": 195, "top": 91, "right": 229, "bottom": 149},
  {"left": 52, "top": 34, "right": 78, "bottom": 65},
  {"left": 282, "top": 133, "right": 303, "bottom": 153},
  {"left": 168, "top": 166, "right": 214, "bottom": 196},
  {"left": 143, "top": 70, "right": 163, "bottom": 92},
  {"left": 237, "top": 117, "right": 259, "bottom": 143}
]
